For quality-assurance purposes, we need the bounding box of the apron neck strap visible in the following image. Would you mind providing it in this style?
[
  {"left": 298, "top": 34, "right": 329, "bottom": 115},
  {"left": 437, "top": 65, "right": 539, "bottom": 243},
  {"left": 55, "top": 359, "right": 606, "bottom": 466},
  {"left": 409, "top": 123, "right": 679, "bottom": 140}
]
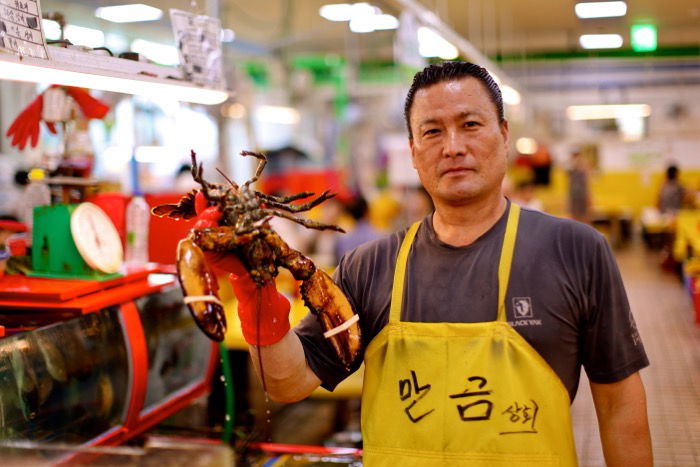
[
  {"left": 497, "top": 203, "right": 520, "bottom": 322},
  {"left": 390, "top": 203, "right": 521, "bottom": 324},
  {"left": 389, "top": 221, "right": 421, "bottom": 323}
]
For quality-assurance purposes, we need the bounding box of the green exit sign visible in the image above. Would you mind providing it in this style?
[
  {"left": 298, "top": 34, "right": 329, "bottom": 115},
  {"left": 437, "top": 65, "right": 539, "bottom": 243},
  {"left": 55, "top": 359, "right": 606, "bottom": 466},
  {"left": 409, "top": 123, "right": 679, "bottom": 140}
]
[{"left": 631, "top": 24, "right": 657, "bottom": 52}]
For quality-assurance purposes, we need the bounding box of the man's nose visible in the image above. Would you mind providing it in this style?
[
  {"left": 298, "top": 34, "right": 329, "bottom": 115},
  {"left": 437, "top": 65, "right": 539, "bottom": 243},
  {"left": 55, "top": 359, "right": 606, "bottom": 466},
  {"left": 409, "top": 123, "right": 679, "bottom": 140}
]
[{"left": 442, "top": 128, "right": 467, "bottom": 158}]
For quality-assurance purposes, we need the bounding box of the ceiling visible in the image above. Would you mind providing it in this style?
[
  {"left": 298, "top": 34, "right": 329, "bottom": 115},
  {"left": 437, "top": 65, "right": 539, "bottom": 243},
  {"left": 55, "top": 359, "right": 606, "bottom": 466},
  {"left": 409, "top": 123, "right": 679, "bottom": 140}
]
[
  {"left": 46, "top": 0, "right": 700, "bottom": 56},
  {"left": 41, "top": 0, "right": 700, "bottom": 97}
]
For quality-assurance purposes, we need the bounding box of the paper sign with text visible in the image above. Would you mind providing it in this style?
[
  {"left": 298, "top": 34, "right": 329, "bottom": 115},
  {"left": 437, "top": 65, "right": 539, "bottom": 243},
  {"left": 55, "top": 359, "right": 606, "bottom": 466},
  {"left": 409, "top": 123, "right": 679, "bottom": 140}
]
[
  {"left": 170, "top": 9, "right": 225, "bottom": 90},
  {"left": 0, "top": 0, "right": 48, "bottom": 58}
]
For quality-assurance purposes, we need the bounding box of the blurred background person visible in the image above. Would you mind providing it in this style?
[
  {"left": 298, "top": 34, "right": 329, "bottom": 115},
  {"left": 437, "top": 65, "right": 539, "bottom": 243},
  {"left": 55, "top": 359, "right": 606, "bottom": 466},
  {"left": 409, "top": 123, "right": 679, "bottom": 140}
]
[
  {"left": 512, "top": 179, "right": 543, "bottom": 211},
  {"left": 335, "top": 195, "right": 382, "bottom": 263},
  {"left": 568, "top": 151, "right": 591, "bottom": 223},
  {"left": 173, "top": 163, "right": 199, "bottom": 193},
  {"left": 658, "top": 164, "right": 686, "bottom": 215}
]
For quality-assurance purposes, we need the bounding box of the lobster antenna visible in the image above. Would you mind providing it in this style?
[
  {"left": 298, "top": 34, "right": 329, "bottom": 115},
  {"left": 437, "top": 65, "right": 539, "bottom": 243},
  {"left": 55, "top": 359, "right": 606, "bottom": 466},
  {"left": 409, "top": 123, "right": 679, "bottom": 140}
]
[{"left": 216, "top": 168, "right": 239, "bottom": 190}]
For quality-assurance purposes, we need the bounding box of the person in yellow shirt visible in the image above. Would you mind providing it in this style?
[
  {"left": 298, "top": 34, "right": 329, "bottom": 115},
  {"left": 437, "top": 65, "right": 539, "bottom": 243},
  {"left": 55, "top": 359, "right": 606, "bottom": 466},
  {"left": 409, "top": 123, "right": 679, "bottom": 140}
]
[{"left": 214, "top": 62, "right": 652, "bottom": 466}]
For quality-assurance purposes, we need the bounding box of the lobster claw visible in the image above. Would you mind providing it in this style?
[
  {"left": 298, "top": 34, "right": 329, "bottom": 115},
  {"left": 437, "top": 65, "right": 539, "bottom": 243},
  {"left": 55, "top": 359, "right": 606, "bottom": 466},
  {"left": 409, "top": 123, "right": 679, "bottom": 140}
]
[{"left": 176, "top": 238, "right": 227, "bottom": 341}]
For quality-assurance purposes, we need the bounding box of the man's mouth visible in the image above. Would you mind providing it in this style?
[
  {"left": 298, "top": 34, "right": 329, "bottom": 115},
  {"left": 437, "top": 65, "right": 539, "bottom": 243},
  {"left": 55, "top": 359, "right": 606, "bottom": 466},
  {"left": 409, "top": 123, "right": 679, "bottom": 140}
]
[{"left": 442, "top": 167, "right": 475, "bottom": 176}]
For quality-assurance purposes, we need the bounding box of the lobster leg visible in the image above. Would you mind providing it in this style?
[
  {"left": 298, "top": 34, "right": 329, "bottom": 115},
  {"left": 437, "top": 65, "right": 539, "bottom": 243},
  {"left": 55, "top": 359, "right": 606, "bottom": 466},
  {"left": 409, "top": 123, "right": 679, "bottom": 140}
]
[
  {"left": 261, "top": 209, "right": 345, "bottom": 232},
  {"left": 177, "top": 238, "right": 227, "bottom": 341},
  {"left": 262, "top": 191, "right": 336, "bottom": 214},
  {"left": 261, "top": 231, "right": 361, "bottom": 370}
]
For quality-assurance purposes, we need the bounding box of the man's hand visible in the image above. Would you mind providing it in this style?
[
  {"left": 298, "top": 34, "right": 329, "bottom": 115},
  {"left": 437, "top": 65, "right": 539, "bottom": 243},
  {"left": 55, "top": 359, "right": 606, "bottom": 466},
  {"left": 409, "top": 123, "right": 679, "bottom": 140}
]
[
  {"left": 590, "top": 371, "right": 652, "bottom": 466},
  {"left": 192, "top": 191, "right": 291, "bottom": 346}
]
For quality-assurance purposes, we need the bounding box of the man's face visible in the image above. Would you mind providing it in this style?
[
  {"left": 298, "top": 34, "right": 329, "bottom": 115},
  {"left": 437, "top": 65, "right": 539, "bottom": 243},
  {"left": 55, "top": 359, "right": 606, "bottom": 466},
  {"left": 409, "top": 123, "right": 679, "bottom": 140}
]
[{"left": 409, "top": 77, "right": 509, "bottom": 207}]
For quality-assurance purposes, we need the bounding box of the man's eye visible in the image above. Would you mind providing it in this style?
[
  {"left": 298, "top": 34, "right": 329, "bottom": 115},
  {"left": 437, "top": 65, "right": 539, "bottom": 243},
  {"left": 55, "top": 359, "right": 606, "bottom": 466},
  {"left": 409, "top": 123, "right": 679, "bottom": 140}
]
[
  {"left": 423, "top": 128, "right": 440, "bottom": 136},
  {"left": 464, "top": 121, "right": 479, "bottom": 128}
]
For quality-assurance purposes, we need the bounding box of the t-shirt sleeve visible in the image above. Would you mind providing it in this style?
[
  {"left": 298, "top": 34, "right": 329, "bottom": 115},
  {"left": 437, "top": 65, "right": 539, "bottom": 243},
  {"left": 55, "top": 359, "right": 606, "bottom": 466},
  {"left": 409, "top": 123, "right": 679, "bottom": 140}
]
[
  {"left": 293, "top": 256, "right": 364, "bottom": 391},
  {"left": 582, "top": 234, "right": 649, "bottom": 383}
]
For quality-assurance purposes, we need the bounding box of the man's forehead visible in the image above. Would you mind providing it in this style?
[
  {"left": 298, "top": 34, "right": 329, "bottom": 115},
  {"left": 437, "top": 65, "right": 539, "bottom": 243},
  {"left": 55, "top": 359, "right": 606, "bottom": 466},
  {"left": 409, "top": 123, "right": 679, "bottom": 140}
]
[{"left": 411, "top": 78, "right": 497, "bottom": 120}]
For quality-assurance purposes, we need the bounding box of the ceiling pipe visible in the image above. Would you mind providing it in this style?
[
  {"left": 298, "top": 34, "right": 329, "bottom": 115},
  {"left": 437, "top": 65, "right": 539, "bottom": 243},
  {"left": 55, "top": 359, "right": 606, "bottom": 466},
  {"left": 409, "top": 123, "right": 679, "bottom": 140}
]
[{"left": 391, "top": 0, "right": 521, "bottom": 96}]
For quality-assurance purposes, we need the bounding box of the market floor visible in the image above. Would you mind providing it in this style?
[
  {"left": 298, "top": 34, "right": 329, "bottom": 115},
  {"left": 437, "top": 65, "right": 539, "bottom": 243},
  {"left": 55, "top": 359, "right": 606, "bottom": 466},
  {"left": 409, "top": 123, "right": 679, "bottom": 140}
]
[{"left": 571, "top": 241, "right": 700, "bottom": 466}]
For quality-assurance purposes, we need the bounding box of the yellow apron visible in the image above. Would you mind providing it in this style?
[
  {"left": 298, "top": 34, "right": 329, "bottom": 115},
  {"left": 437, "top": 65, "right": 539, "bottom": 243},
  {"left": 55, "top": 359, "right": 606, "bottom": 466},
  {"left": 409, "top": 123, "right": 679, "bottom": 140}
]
[{"left": 361, "top": 204, "right": 578, "bottom": 466}]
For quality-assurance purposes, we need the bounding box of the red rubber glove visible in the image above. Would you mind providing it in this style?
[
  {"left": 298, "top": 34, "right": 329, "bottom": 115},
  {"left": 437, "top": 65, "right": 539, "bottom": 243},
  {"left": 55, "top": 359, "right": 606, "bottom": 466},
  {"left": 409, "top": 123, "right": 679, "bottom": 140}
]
[
  {"left": 193, "top": 192, "right": 291, "bottom": 346},
  {"left": 5, "top": 94, "right": 43, "bottom": 150}
]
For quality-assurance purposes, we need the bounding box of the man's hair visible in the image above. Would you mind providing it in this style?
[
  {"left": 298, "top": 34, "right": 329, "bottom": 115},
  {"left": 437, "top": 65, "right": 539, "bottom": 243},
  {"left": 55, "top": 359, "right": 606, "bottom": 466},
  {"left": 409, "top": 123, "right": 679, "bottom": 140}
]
[
  {"left": 666, "top": 165, "right": 679, "bottom": 181},
  {"left": 404, "top": 61, "right": 504, "bottom": 139}
]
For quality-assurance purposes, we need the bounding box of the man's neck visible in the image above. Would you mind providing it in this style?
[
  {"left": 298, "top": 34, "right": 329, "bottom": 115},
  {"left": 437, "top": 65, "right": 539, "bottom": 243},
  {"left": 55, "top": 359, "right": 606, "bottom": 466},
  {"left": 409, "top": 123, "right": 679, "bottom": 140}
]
[{"left": 432, "top": 194, "right": 507, "bottom": 247}]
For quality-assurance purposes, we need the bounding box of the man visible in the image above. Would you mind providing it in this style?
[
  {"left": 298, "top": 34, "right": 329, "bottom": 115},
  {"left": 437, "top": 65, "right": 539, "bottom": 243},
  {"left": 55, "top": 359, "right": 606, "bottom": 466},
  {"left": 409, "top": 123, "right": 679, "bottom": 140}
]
[
  {"left": 658, "top": 164, "right": 686, "bottom": 215},
  {"left": 221, "top": 62, "right": 651, "bottom": 465}
]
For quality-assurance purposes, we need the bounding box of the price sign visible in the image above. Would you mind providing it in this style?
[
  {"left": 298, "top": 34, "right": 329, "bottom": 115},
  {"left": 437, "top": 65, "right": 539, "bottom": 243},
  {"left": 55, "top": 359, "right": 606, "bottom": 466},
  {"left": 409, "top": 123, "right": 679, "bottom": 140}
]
[
  {"left": 170, "top": 9, "right": 225, "bottom": 90},
  {"left": 0, "top": 0, "right": 48, "bottom": 58}
]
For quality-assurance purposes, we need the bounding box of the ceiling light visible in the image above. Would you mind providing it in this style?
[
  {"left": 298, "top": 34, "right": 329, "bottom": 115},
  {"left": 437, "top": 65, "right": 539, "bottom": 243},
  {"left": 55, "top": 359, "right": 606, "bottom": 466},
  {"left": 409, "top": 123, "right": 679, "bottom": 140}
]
[
  {"left": 417, "top": 27, "right": 458, "bottom": 59},
  {"left": 256, "top": 105, "right": 300, "bottom": 125},
  {"left": 95, "top": 4, "right": 163, "bottom": 23},
  {"left": 222, "top": 102, "right": 246, "bottom": 119},
  {"left": 220, "top": 28, "right": 236, "bottom": 43},
  {"left": 348, "top": 3, "right": 381, "bottom": 33},
  {"left": 0, "top": 55, "right": 229, "bottom": 105},
  {"left": 617, "top": 115, "right": 644, "bottom": 141},
  {"left": 566, "top": 104, "right": 651, "bottom": 120},
  {"left": 131, "top": 39, "right": 179, "bottom": 66},
  {"left": 501, "top": 85, "right": 521, "bottom": 106},
  {"left": 516, "top": 137, "right": 538, "bottom": 155},
  {"left": 370, "top": 14, "right": 398, "bottom": 30},
  {"left": 579, "top": 34, "right": 623, "bottom": 49},
  {"left": 42, "top": 19, "right": 61, "bottom": 41},
  {"left": 574, "top": 1, "right": 627, "bottom": 19},
  {"left": 319, "top": 3, "right": 354, "bottom": 21},
  {"left": 64, "top": 25, "right": 105, "bottom": 48}
]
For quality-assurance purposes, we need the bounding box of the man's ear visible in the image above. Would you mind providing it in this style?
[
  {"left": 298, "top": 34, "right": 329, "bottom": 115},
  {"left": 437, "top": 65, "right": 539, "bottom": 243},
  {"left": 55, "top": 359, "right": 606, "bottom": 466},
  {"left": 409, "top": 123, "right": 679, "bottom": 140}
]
[
  {"left": 409, "top": 138, "right": 417, "bottom": 169},
  {"left": 500, "top": 119, "right": 510, "bottom": 148}
]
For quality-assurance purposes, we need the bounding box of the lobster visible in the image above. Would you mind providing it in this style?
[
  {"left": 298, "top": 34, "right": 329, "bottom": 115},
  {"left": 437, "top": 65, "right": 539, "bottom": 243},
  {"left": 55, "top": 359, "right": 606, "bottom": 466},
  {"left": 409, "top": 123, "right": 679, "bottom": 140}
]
[{"left": 152, "top": 150, "right": 361, "bottom": 370}]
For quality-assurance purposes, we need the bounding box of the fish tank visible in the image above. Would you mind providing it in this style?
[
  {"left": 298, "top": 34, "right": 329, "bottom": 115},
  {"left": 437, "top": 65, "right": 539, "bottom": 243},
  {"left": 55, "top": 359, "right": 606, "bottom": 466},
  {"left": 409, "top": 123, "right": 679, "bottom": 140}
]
[
  {"left": 0, "top": 282, "right": 215, "bottom": 457},
  {"left": 0, "top": 306, "right": 129, "bottom": 443}
]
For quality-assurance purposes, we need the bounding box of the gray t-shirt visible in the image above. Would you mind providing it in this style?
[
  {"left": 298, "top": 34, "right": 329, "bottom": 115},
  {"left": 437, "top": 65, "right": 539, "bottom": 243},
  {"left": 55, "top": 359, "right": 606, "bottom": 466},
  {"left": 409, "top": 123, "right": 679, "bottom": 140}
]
[{"left": 295, "top": 204, "right": 649, "bottom": 401}]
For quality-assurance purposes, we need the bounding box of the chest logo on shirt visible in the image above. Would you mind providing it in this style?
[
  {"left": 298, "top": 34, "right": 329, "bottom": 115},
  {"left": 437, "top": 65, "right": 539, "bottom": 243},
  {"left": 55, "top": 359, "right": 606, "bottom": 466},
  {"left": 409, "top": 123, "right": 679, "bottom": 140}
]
[{"left": 509, "top": 297, "right": 542, "bottom": 327}]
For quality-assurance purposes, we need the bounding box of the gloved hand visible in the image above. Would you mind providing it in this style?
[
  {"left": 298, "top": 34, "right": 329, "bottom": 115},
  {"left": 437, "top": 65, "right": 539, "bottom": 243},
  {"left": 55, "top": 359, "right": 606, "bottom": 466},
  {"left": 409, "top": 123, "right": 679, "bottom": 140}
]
[{"left": 193, "top": 191, "right": 291, "bottom": 346}]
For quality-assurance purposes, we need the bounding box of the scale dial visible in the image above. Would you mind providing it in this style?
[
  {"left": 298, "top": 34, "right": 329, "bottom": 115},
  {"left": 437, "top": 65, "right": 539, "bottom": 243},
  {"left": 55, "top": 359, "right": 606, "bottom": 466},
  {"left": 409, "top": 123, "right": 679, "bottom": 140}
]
[{"left": 70, "top": 202, "right": 123, "bottom": 274}]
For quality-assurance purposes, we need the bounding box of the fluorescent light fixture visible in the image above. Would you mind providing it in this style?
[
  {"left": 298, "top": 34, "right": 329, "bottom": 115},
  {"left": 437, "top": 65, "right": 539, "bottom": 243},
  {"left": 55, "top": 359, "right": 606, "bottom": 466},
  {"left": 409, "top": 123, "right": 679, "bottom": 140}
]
[
  {"left": 516, "top": 137, "right": 538, "bottom": 155},
  {"left": 579, "top": 33, "right": 623, "bottom": 49},
  {"left": 370, "top": 14, "right": 399, "bottom": 30},
  {"left": 131, "top": 39, "right": 179, "bottom": 66},
  {"left": 319, "top": 3, "right": 354, "bottom": 21},
  {"left": 566, "top": 104, "right": 651, "bottom": 120},
  {"left": 256, "top": 105, "right": 300, "bottom": 125},
  {"left": 220, "top": 28, "right": 236, "bottom": 43},
  {"left": 418, "top": 27, "right": 458, "bottom": 59},
  {"left": 322, "top": 3, "right": 393, "bottom": 33},
  {"left": 630, "top": 24, "right": 657, "bottom": 52},
  {"left": 574, "top": 1, "right": 627, "bottom": 19},
  {"left": 42, "top": 19, "right": 61, "bottom": 41},
  {"left": 64, "top": 25, "right": 105, "bottom": 48},
  {"left": 501, "top": 85, "right": 521, "bottom": 105},
  {"left": 95, "top": 4, "right": 163, "bottom": 23},
  {"left": 348, "top": 3, "right": 381, "bottom": 33},
  {"left": 0, "top": 55, "right": 229, "bottom": 105},
  {"left": 135, "top": 146, "right": 169, "bottom": 163},
  {"left": 617, "top": 115, "right": 644, "bottom": 141}
]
